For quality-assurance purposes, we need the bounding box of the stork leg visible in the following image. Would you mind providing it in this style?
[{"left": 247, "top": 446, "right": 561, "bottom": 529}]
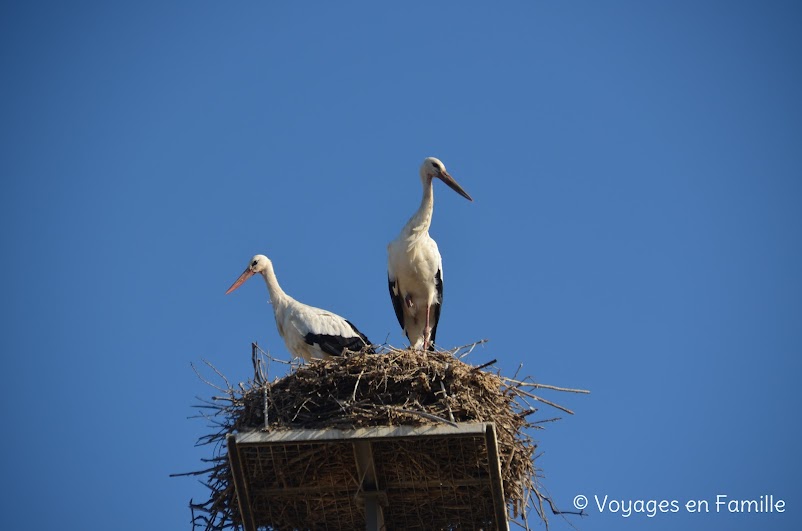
[{"left": 423, "top": 303, "right": 431, "bottom": 350}]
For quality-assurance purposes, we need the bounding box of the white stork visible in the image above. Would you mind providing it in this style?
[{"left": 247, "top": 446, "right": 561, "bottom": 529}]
[
  {"left": 387, "top": 157, "right": 473, "bottom": 350},
  {"left": 226, "top": 254, "right": 374, "bottom": 361}
]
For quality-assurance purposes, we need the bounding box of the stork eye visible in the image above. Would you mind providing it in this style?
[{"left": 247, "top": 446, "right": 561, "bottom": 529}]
[{"left": 251, "top": 260, "right": 258, "bottom": 267}]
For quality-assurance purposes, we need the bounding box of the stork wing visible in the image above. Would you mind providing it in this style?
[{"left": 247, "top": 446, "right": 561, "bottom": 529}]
[
  {"left": 301, "top": 312, "right": 374, "bottom": 356},
  {"left": 304, "top": 329, "right": 371, "bottom": 356},
  {"left": 429, "top": 268, "right": 443, "bottom": 350},
  {"left": 388, "top": 275, "right": 406, "bottom": 331}
]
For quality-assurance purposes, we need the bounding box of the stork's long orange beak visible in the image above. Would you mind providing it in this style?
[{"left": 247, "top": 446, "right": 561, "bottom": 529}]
[
  {"left": 225, "top": 268, "right": 255, "bottom": 295},
  {"left": 439, "top": 170, "right": 473, "bottom": 201}
]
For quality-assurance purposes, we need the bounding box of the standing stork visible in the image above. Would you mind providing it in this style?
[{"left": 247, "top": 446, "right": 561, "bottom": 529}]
[
  {"left": 387, "top": 157, "right": 473, "bottom": 350},
  {"left": 226, "top": 254, "right": 374, "bottom": 361}
]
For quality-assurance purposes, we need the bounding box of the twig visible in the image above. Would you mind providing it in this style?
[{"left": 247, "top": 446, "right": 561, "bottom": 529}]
[
  {"left": 503, "top": 376, "right": 590, "bottom": 394},
  {"left": 438, "top": 379, "right": 455, "bottom": 422},
  {"left": 190, "top": 362, "right": 228, "bottom": 393},
  {"left": 513, "top": 387, "right": 576, "bottom": 415},
  {"left": 385, "top": 405, "right": 458, "bottom": 427},
  {"left": 535, "top": 487, "right": 587, "bottom": 517},
  {"left": 456, "top": 338, "right": 489, "bottom": 359},
  {"left": 472, "top": 359, "right": 497, "bottom": 371},
  {"left": 532, "top": 416, "right": 561, "bottom": 425},
  {"left": 512, "top": 362, "right": 524, "bottom": 382},
  {"left": 352, "top": 368, "right": 365, "bottom": 402}
]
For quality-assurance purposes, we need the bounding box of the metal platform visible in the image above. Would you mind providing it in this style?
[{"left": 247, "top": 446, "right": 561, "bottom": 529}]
[{"left": 227, "top": 422, "right": 509, "bottom": 530}]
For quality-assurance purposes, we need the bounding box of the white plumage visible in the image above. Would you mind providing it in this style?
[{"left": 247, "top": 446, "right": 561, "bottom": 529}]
[
  {"left": 387, "top": 157, "right": 473, "bottom": 350},
  {"left": 226, "top": 254, "right": 373, "bottom": 361}
]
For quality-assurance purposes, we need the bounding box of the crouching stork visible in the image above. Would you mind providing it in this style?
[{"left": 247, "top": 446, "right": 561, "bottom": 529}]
[{"left": 226, "top": 254, "right": 374, "bottom": 361}]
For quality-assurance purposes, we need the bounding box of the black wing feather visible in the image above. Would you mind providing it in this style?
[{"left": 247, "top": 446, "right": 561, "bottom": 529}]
[
  {"left": 428, "top": 268, "right": 443, "bottom": 351},
  {"left": 388, "top": 276, "right": 406, "bottom": 331},
  {"left": 304, "top": 320, "right": 375, "bottom": 356}
]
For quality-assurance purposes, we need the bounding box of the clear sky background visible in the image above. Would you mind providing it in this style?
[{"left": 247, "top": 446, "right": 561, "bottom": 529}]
[{"left": 2, "top": 2, "right": 800, "bottom": 530}]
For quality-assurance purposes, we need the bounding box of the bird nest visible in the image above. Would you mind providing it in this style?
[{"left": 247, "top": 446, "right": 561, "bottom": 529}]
[{"left": 180, "top": 342, "right": 587, "bottom": 530}]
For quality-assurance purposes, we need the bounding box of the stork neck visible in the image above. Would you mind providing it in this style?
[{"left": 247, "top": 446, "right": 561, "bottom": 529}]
[
  {"left": 406, "top": 178, "right": 435, "bottom": 235},
  {"left": 259, "top": 263, "right": 288, "bottom": 306}
]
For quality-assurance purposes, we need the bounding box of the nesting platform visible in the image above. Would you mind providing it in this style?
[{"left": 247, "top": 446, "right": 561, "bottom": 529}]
[
  {"left": 184, "top": 346, "right": 588, "bottom": 530},
  {"left": 227, "top": 423, "right": 508, "bottom": 530}
]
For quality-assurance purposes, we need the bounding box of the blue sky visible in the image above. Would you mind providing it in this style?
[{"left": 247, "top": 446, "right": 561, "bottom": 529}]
[{"left": 2, "top": 2, "right": 800, "bottom": 530}]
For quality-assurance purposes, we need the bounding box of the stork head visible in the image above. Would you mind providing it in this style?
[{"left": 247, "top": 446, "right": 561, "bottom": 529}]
[
  {"left": 419, "top": 157, "right": 473, "bottom": 201},
  {"left": 225, "top": 254, "right": 272, "bottom": 294}
]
